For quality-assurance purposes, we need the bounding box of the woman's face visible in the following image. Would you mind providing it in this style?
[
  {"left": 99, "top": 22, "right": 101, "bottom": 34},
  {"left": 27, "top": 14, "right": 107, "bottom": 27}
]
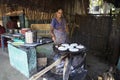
[{"left": 56, "top": 9, "right": 63, "bottom": 18}]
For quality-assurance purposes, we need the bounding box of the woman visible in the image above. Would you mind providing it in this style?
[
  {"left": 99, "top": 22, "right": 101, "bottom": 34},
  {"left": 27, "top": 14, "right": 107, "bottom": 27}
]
[
  {"left": 50, "top": 9, "right": 70, "bottom": 76},
  {"left": 50, "top": 9, "right": 68, "bottom": 44}
]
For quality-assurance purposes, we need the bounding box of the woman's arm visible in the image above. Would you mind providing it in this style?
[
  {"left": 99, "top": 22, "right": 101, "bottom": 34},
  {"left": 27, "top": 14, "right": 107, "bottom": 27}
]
[
  {"left": 50, "top": 26, "right": 56, "bottom": 42},
  {"left": 50, "top": 18, "right": 56, "bottom": 42}
]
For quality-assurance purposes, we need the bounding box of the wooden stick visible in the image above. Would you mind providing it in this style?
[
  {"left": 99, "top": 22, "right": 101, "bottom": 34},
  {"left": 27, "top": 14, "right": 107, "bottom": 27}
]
[
  {"left": 63, "top": 57, "right": 71, "bottom": 80},
  {"left": 29, "top": 55, "right": 66, "bottom": 80}
]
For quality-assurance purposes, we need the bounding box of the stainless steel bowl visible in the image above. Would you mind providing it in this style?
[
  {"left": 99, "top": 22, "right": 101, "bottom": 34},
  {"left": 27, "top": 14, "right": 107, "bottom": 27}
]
[{"left": 8, "top": 29, "right": 14, "bottom": 34}]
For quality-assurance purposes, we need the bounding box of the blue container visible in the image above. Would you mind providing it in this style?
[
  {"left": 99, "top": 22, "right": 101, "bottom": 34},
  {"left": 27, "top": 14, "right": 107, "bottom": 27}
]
[{"left": 8, "top": 44, "right": 37, "bottom": 78}]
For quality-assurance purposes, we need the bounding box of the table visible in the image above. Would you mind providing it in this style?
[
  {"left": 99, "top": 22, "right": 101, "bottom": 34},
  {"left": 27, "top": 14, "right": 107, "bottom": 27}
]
[
  {"left": 8, "top": 43, "right": 37, "bottom": 78},
  {"left": 7, "top": 38, "right": 53, "bottom": 78}
]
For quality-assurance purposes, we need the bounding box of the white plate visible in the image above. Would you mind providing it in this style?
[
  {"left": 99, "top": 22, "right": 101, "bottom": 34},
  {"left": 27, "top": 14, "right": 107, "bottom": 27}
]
[
  {"left": 61, "top": 43, "right": 69, "bottom": 46},
  {"left": 69, "top": 46, "right": 74, "bottom": 49},
  {"left": 61, "top": 44, "right": 69, "bottom": 48},
  {"left": 70, "top": 43, "right": 78, "bottom": 47},
  {"left": 69, "top": 48, "right": 79, "bottom": 52},
  {"left": 76, "top": 45, "right": 84, "bottom": 49},
  {"left": 58, "top": 46, "right": 68, "bottom": 51}
]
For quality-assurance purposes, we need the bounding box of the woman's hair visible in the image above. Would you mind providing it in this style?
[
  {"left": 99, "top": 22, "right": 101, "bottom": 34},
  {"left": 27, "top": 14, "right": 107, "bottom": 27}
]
[
  {"left": 55, "top": 8, "right": 63, "bottom": 12},
  {"left": 54, "top": 8, "right": 64, "bottom": 18}
]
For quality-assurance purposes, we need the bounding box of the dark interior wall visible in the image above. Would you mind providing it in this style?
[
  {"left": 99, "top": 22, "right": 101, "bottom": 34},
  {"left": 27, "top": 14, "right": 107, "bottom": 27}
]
[
  {"left": 0, "top": 0, "right": 65, "bottom": 12},
  {"left": 115, "top": 0, "right": 120, "bottom": 7},
  {"left": 104, "top": 0, "right": 120, "bottom": 8},
  {"left": 71, "top": 15, "right": 113, "bottom": 52}
]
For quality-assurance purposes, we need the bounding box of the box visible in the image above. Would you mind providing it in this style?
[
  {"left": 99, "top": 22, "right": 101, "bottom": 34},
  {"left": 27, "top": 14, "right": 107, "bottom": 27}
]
[{"left": 38, "top": 57, "right": 47, "bottom": 67}]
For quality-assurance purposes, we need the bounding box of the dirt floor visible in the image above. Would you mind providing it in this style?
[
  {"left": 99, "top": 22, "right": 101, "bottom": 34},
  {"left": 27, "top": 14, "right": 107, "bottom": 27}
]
[
  {"left": 85, "top": 51, "right": 110, "bottom": 80},
  {"left": 37, "top": 51, "right": 112, "bottom": 80},
  {"left": 85, "top": 51, "right": 120, "bottom": 80},
  {"left": 0, "top": 48, "right": 120, "bottom": 80}
]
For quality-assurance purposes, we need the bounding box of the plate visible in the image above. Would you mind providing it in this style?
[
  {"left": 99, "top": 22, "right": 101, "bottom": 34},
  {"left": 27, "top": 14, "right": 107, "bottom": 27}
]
[
  {"left": 70, "top": 43, "right": 78, "bottom": 47},
  {"left": 61, "top": 43, "right": 69, "bottom": 48},
  {"left": 69, "top": 48, "right": 79, "bottom": 52},
  {"left": 76, "top": 45, "right": 84, "bottom": 49},
  {"left": 58, "top": 46, "right": 68, "bottom": 51}
]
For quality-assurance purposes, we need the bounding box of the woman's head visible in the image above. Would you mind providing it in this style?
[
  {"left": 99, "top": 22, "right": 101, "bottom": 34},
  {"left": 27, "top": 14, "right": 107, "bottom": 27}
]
[{"left": 56, "top": 9, "right": 63, "bottom": 18}]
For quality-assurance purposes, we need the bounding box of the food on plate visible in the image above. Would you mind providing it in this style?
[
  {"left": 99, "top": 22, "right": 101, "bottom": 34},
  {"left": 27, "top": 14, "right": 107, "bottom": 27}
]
[
  {"left": 61, "top": 43, "right": 69, "bottom": 48},
  {"left": 69, "top": 48, "right": 79, "bottom": 52},
  {"left": 58, "top": 46, "right": 68, "bottom": 51},
  {"left": 76, "top": 45, "right": 84, "bottom": 49},
  {"left": 70, "top": 43, "right": 78, "bottom": 47}
]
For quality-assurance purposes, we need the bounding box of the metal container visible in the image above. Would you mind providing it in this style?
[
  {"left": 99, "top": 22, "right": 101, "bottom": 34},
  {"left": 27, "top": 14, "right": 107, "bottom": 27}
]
[
  {"left": 14, "top": 29, "right": 19, "bottom": 34},
  {"left": 32, "top": 30, "right": 37, "bottom": 42},
  {"left": 8, "top": 29, "right": 14, "bottom": 34}
]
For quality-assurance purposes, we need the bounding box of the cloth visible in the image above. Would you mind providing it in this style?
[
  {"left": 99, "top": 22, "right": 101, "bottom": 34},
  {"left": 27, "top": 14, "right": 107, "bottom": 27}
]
[{"left": 51, "top": 18, "right": 67, "bottom": 44}]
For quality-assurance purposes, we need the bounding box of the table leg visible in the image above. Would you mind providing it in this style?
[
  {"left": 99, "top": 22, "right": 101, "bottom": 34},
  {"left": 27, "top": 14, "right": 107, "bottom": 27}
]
[{"left": 1, "top": 35, "right": 5, "bottom": 51}]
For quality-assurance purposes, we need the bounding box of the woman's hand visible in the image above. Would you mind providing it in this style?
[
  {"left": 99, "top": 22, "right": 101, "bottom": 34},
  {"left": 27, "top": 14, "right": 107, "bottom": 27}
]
[
  {"left": 52, "top": 36, "right": 56, "bottom": 42},
  {"left": 50, "top": 26, "right": 56, "bottom": 42}
]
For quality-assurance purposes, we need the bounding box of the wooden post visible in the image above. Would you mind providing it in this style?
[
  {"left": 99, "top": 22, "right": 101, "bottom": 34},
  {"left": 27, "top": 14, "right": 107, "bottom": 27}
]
[{"left": 63, "top": 57, "right": 71, "bottom": 80}]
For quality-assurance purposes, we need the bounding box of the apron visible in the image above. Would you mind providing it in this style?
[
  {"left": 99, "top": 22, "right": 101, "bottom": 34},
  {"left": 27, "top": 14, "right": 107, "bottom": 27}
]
[
  {"left": 54, "top": 29, "right": 67, "bottom": 44},
  {"left": 53, "top": 18, "right": 67, "bottom": 44}
]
